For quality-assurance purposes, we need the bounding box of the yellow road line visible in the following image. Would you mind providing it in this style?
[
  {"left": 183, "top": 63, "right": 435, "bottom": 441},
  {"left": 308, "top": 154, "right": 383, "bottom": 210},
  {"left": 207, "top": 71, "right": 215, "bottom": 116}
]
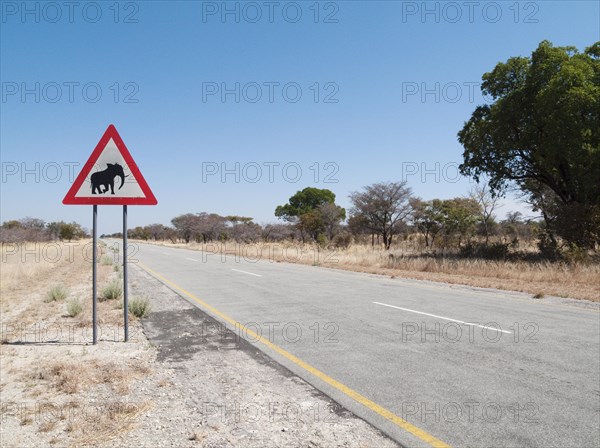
[{"left": 138, "top": 262, "right": 452, "bottom": 448}]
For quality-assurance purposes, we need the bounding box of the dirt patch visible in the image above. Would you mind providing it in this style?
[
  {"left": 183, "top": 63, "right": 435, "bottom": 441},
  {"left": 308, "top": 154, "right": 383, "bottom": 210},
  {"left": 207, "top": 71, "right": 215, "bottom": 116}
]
[{"left": 0, "top": 241, "right": 158, "bottom": 447}]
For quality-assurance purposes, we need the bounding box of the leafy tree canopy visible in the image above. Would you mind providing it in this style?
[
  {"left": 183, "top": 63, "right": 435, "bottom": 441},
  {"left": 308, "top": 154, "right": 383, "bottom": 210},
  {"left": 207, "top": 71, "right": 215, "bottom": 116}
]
[
  {"left": 275, "top": 187, "right": 337, "bottom": 221},
  {"left": 458, "top": 40, "right": 600, "bottom": 248},
  {"left": 459, "top": 40, "right": 599, "bottom": 203}
]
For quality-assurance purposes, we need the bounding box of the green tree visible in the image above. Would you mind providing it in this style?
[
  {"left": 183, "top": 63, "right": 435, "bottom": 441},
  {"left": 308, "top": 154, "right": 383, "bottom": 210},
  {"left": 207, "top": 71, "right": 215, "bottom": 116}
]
[
  {"left": 412, "top": 198, "right": 481, "bottom": 249},
  {"left": 3, "top": 220, "right": 23, "bottom": 230},
  {"left": 439, "top": 198, "right": 481, "bottom": 247},
  {"left": 46, "top": 221, "right": 85, "bottom": 241},
  {"left": 298, "top": 209, "right": 325, "bottom": 242},
  {"left": 317, "top": 203, "right": 347, "bottom": 240},
  {"left": 59, "top": 223, "right": 77, "bottom": 241},
  {"left": 275, "top": 188, "right": 337, "bottom": 221},
  {"left": 458, "top": 40, "right": 600, "bottom": 249},
  {"left": 129, "top": 226, "right": 150, "bottom": 240},
  {"left": 410, "top": 198, "right": 443, "bottom": 248},
  {"left": 275, "top": 188, "right": 344, "bottom": 242}
]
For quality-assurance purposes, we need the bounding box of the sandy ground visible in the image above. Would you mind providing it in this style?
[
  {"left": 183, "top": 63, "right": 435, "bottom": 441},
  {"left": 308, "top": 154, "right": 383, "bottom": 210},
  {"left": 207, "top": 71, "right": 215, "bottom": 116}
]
[
  {"left": 1, "top": 242, "right": 396, "bottom": 447},
  {"left": 1, "top": 242, "right": 156, "bottom": 447}
]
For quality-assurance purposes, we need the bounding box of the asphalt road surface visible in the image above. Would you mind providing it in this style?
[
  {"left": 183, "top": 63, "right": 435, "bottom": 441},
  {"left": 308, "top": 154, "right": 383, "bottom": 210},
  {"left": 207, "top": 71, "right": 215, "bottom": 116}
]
[{"left": 117, "top": 241, "right": 600, "bottom": 448}]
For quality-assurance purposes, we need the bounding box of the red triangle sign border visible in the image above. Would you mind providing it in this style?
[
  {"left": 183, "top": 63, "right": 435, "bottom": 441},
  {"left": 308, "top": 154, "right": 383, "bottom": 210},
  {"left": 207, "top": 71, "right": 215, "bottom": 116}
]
[{"left": 63, "top": 125, "right": 157, "bottom": 205}]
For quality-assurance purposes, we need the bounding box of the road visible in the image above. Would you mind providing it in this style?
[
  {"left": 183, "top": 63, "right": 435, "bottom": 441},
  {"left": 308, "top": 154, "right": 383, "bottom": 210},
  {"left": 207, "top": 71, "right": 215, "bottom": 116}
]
[{"left": 120, "top": 241, "right": 600, "bottom": 448}]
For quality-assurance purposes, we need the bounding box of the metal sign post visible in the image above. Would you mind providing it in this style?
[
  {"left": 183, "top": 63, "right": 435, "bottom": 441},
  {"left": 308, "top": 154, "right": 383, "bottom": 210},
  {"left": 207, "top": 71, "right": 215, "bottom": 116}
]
[
  {"left": 123, "top": 205, "right": 129, "bottom": 342},
  {"left": 63, "top": 125, "right": 157, "bottom": 345},
  {"left": 92, "top": 205, "right": 98, "bottom": 345}
]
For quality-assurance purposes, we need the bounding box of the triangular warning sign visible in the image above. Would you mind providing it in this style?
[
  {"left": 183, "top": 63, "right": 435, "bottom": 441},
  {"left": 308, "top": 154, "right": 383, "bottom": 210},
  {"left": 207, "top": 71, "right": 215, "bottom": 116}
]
[{"left": 63, "top": 125, "right": 157, "bottom": 205}]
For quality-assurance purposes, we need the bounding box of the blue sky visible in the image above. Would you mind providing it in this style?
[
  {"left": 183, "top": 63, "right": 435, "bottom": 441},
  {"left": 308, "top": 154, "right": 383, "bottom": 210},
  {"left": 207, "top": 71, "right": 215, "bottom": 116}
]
[{"left": 1, "top": 1, "right": 599, "bottom": 233}]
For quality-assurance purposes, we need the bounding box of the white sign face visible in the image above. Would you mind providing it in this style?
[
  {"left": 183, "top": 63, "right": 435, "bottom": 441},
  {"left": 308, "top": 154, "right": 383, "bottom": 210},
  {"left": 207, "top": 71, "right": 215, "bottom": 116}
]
[
  {"left": 74, "top": 138, "right": 145, "bottom": 198},
  {"left": 63, "top": 124, "right": 157, "bottom": 205}
]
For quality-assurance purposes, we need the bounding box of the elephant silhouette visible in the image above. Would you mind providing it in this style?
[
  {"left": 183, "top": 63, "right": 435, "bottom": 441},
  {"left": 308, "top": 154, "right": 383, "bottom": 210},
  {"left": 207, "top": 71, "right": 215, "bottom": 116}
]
[{"left": 90, "top": 163, "right": 127, "bottom": 195}]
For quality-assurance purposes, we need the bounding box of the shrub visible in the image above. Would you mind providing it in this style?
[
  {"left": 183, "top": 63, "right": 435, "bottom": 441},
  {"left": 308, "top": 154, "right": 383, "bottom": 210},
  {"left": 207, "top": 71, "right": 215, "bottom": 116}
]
[
  {"left": 333, "top": 232, "right": 352, "bottom": 249},
  {"left": 66, "top": 299, "right": 83, "bottom": 317},
  {"left": 101, "top": 279, "right": 122, "bottom": 301},
  {"left": 101, "top": 256, "right": 113, "bottom": 266},
  {"left": 128, "top": 296, "right": 151, "bottom": 318},
  {"left": 45, "top": 285, "right": 68, "bottom": 302},
  {"left": 459, "top": 242, "right": 509, "bottom": 260},
  {"left": 563, "top": 245, "right": 590, "bottom": 264}
]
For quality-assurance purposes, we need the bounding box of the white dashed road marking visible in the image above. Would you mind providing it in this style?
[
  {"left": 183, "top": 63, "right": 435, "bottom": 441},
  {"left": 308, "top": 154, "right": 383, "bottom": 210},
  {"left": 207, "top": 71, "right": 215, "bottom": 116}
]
[
  {"left": 231, "top": 268, "right": 262, "bottom": 277},
  {"left": 373, "top": 301, "right": 513, "bottom": 334}
]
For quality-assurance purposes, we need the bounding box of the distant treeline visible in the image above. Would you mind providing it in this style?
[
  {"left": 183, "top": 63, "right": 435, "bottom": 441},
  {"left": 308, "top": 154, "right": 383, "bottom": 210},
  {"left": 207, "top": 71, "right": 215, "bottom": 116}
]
[
  {"left": 113, "top": 211, "right": 539, "bottom": 249},
  {"left": 100, "top": 183, "right": 544, "bottom": 260},
  {"left": 0, "top": 218, "right": 87, "bottom": 243}
]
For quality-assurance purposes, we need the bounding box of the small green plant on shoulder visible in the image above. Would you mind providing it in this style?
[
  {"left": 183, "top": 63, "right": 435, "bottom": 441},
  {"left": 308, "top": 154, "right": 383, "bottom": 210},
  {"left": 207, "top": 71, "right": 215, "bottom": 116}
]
[
  {"left": 45, "top": 285, "right": 68, "bottom": 302},
  {"left": 128, "top": 296, "right": 151, "bottom": 318},
  {"left": 101, "top": 256, "right": 113, "bottom": 266},
  {"left": 101, "top": 279, "right": 122, "bottom": 301},
  {"left": 66, "top": 298, "right": 83, "bottom": 317},
  {"left": 113, "top": 263, "right": 121, "bottom": 272}
]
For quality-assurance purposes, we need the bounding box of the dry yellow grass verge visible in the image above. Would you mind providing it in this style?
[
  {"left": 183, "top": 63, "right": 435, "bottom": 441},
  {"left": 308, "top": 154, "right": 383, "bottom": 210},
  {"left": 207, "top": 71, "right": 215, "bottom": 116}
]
[
  {"left": 1, "top": 241, "right": 154, "bottom": 447},
  {"left": 139, "top": 240, "right": 600, "bottom": 301}
]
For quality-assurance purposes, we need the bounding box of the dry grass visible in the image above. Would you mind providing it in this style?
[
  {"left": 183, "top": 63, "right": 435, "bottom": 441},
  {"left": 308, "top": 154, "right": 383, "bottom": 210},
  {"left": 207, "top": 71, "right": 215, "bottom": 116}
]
[
  {"left": 140, "top": 240, "right": 600, "bottom": 301},
  {"left": 74, "top": 400, "right": 152, "bottom": 447},
  {"left": 188, "top": 430, "right": 207, "bottom": 442},
  {"left": 1, "top": 243, "right": 62, "bottom": 293},
  {"left": 28, "top": 358, "right": 151, "bottom": 396},
  {"left": 0, "top": 241, "right": 155, "bottom": 446},
  {"left": 1, "top": 241, "right": 132, "bottom": 328},
  {"left": 8, "top": 397, "right": 152, "bottom": 447}
]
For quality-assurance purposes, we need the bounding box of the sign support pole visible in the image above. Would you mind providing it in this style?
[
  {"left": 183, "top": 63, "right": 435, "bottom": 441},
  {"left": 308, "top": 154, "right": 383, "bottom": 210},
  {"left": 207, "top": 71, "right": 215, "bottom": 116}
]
[
  {"left": 62, "top": 126, "right": 156, "bottom": 345},
  {"left": 92, "top": 205, "right": 98, "bottom": 345},
  {"left": 123, "top": 205, "right": 129, "bottom": 342}
]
